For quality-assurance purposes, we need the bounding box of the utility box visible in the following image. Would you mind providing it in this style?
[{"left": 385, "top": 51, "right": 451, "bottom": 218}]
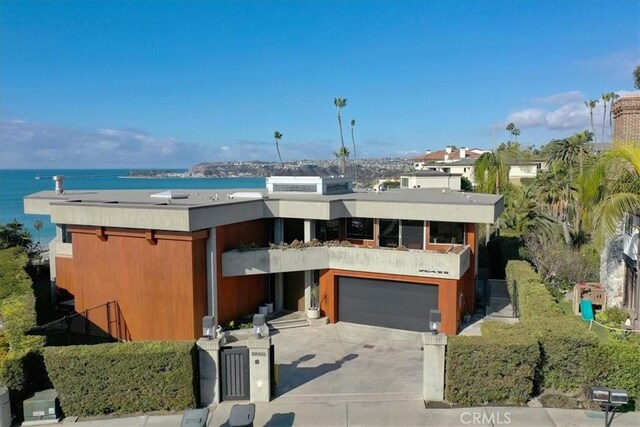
[
  {"left": 0, "top": 387, "right": 11, "bottom": 427},
  {"left": 23, "top": 389, "right": 60, "bottom": 424},
  {"left": 181, "top": 408, "right": 209, "bottom": 427}
]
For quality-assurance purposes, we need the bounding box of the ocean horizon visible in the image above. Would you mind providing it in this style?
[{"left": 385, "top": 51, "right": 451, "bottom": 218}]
[{"left": 0, "top": 169, "right": 265, "bottom": 244}]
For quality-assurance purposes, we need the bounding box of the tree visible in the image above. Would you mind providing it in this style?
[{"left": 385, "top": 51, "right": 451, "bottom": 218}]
[
  {"left": 534, "top": 162, "right": 574, "bottom": 247},
  {"left": 585, "top": 99, "right": 599, "bottom": 144},
  {"left": 333, "top": 98, "right": 348, "bottom": 174},
  {"left": 0, "top": 220, "right": 33, "bottom": 251},
  {"left": 506, "top": 122, "right": 515, "bottom": 142},
  {"left": 608, "top": 92, "right": 619, "bottom": 139},
  {"left": 334, "top": 146, "right": 350, "bottom": 172},
  {"left": 473, "top": 151, "right": 510, "bottom": 195},
  {"left": 273, "top": 130, "right": 283, "bottom": 165},
  {"left": 33, "top": 219, "right": 44, "bottom": 247},
  {"left": 587, "top": 143, "right": 640, "bottom": 239},
  {"left": 634, "top": 65, "right": 640, "bottom": 89},
  {"left": 601, "top": 92, "right": 611, "bottom": 143},
  {"left": 350, "top": 119, "right": 357, "bottom": 186},
  {"left": 512, "top": 127, "right": 520, "bottom": 143}
]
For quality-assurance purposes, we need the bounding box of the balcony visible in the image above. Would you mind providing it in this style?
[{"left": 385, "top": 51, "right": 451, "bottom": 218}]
[{"left": 222, "top": 244, "right": 470, "bottom": 280}]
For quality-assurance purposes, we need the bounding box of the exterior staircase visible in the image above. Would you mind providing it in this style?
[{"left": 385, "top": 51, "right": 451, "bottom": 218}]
[
  {"left": 486, "top": 279, "right": 515, "bottom": 318},
  {"left": 266, "top": 310, "right": 329, "bottom": 331}
]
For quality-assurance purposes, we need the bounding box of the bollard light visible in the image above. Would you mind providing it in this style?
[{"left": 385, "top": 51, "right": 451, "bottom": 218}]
[
  {"left": 429, "top": 309, "right": 441, "bottom": 334},
  {"left": 588, "top": 387, "right": 628, "bottom": 427},
  {"left": 202, "top": 316, "right": 215, "bottom": 340}
]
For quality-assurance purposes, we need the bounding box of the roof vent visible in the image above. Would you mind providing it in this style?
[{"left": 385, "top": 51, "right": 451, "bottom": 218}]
[
  {"left": 53, "top": 175, "right": 64, "bottom": 195},
  {"left": 150, "top": 190, "right": 189, "bottom": 200}
]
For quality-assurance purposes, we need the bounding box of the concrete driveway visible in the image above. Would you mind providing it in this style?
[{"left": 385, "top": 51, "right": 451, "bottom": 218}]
[{"left": 270, "top": 322, "right": 423, "bottom": 401}]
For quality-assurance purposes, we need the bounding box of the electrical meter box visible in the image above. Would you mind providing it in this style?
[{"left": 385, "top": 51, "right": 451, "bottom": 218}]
[{"left": 23, "top": 389, "right": 60, "bottom": 424}]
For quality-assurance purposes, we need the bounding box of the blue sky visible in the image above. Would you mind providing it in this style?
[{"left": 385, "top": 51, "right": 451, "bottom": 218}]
[{"left": 1, "top": 0, "right": 639, "bottom": 168}]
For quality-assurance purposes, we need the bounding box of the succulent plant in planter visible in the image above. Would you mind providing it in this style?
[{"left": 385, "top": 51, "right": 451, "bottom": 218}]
[{"left": 307, "top": 284, "right": 321, "bottom": 319}]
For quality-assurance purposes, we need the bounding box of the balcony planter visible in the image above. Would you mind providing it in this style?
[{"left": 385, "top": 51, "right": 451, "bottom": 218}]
[{"left": 307, "top": 307, "right": 320, "bottom": 319}]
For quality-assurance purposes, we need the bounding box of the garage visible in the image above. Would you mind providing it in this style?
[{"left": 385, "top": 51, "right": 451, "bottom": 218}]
[{"left": 338, "top": 277, "right": 439, "bottom": 332}]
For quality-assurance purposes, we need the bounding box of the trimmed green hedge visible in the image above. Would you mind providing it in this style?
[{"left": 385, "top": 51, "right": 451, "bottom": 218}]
[
  {"left": 0, "top": 247, "right": 49, "bottom": 414},
  {"left": 44, "top": 341, "right": 199, "bottom": 416},
  {"left": 446, "top": 332, "right": 538, "bottom": 405}
]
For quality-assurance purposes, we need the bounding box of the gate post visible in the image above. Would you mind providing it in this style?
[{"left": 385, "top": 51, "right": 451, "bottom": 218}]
[
  {"left": 197, "top": 337, "right": 224, "bottom": 406},
  {"left": 247, "top": 336, "right": 272, "bottom": 403},
  {"left": 422, "top": 333, "right": 447, "bottom": 402}
]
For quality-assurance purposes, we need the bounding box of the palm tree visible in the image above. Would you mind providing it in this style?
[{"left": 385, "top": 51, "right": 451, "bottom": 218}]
[
  {"left": 33, "top": 219, "right": 44, "bottom": 247},
  {"left": 585, "top": 99, "right": 599, "bottom": 144},
  {"left": 350, "top": 119, "right": 357, "bottom": 186},
  {"left": 588, "top": 143, "right": 640, "bottom": 239},
  {"left": 334, "top": 98, "right": 348, "bottom": 174},
  {"left": 601, "top": 92, "right": 611, "bottom": 143},
  {"left": 512, "top": 128, "right": 520, "bottom": 143},
  {"left": 334, "top": 146, "right": 350, "bottom": 173},
  {"left": 506, "top": 122, "right": 515, "bottom": 142},
  {"left": 273, "top": 130, "right": 283, "bottom": 165},
  {"left": 609, "top": 92, "right": 619, "bottom": 139},
  {"left": 473, "top": 151, "right": 510, "bottom": 195},
  {"left": 535, "top": 162, "right": 574, "bottom": 247}
]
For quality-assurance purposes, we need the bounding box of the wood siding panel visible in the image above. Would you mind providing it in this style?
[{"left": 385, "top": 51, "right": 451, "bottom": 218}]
[
  {"left": 216, "top": 220, "right": 270, "bottom": 324},
  {"left": 319, "top": 268, "right": 464, "bottom": 335},
  {"left": 70, "top": 228, "right": 208, "bottom": 341},
  {"left": 55, "top": 256, "right": 75, "bottom": 300}
]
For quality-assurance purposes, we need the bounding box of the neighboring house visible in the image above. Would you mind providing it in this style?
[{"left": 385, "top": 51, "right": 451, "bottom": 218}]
[
  {"left": 411, "top": 146, "right": 545, "bottom": 185},
  {"left": 400, "top": 171, "right": 462, "bottom": 191},
  {"left": 623, "top": 212, "right": 639, "bottom": 325},
  {"left": 25, "top": 176, "right": 503, "bottom": 341}
]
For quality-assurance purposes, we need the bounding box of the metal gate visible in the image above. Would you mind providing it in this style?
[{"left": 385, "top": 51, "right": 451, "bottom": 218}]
[{"left": 220, "top": 347, "right": 250, "bottom": 401}]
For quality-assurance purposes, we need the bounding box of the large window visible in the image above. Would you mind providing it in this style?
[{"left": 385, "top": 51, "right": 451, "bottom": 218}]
[
  {"left": 429, "top": 221, "right": 465, "bottom": 245},
  {"left": 315, "top": 220, "right": 340, "bottom": 242},
  {"left": 283, "top": 219, "right": 304, "bottom": 243},
  {"left": 347, "top": 218, "right": 374, "bottom": 240},
  {"left": 402, "top": 220, "right": 424, "bottom": 249},
  {"left": 379, "top": 219, "right": 399, "bottom": 247}
]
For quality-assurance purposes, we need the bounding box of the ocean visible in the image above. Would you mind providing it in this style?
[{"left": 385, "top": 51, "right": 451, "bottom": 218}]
[{"left": 0, "top": 169, "right": 265, "bottom": 245}]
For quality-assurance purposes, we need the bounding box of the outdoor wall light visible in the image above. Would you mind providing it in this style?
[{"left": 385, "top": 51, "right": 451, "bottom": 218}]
[
  {"left": 202, "top": 315, "right": 215, "bottom": 340},
  {"left": 588, "top": 387, "right": 628, "bottom": 427},
  {"left": 429, "top": 309, "right": 442, "bottom": 334}
]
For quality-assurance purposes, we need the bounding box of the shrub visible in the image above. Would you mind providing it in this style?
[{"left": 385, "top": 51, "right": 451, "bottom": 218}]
[
  {"left": 587, "top": 339, "right": 640, "bottom": 410},
  {"left": 44, "top": 341, "right": 198, "bottom": 416},
  {"left": 0, "top": 247, "right": 32, "bottom": 301},
  {"left": 0, "top": 337, "right": 49, "bottom": 414},
  {"left": 446, "top": 334, "right": 538, "bottom": 405}
]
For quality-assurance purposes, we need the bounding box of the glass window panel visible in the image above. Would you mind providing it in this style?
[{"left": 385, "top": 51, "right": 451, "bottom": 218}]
[
  {"left": 379, "top": 219, "right": 399, "bottom": 247},
  {"left": 401, "top": 220, "right": 424, "bottom": 249},
  {"left": 346, "top": 218, "right": 374, "bottom": 240},
  {"left": 315, "top": 219, "right": 340, "bottom": 242},
  {"left": 283, "top": 219, "right": 304, "bottom": 243},
  {"left": 429, "top": 222, "right": 465, "bottom": 245}
]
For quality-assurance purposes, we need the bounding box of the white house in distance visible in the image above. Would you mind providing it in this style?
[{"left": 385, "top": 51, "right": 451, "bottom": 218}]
[{"left": 411, "top": 146, "right": 545, "bottom": 185}]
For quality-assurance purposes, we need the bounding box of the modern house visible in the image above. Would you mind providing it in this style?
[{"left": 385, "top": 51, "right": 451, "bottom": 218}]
[
  {"left": 411, "top": 146, "right": 546, "bottom": 185},
  {"left": 24, "top": 176, "right": 503, "bottom": 341},
  {"left": 399, "top": 171, "right": 462, "bottom": 191}
]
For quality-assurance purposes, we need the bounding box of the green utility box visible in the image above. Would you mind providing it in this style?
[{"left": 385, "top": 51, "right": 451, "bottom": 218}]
[{"left": 23, "top": 389, "right": 60, "bottom": 424}]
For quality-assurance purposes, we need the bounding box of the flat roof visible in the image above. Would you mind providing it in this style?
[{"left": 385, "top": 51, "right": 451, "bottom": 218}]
[{"left": 24, "top": 187, "right": 504, "bottom": 231}]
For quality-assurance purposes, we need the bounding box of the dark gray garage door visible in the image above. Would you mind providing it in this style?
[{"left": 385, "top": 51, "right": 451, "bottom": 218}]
[{"left": 338, "top": 277, "right": 438, "bottom": 332}]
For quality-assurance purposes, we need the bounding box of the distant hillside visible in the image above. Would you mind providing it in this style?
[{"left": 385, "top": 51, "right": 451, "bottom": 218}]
[{"left": 188, "top": 158, "right": 411, "bottom": 185}]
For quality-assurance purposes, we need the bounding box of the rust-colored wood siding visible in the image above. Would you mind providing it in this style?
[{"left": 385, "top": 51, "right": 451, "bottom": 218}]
[
  {"left": 319, "top": 224, "right": 477, "bottom": 336},
  {"left": 216, "top": 220, "right": 270, "bottom": 324},
  {"left": 68, "top": 226, "right": 208, "bottom": 341},
  {"left": 54, "top": 256, "right": 75, "bottom": 300}
]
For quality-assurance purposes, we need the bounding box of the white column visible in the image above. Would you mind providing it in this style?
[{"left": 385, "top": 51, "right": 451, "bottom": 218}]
[
  {"left": 422, "top": 333, "right": 448, "bottom": 402},
  {"left": 247, "top": 337, "right": 272, "bottom": 403},
  {"left": 274, "top": 219, "right": 284, "bottom": 311},
  {"left": 197, "top": 336, "right": 225, "bottom": 406},
  {"left": 206, "top": 227, "right": 218, "bottom": 326},
  {"left": 303, "top": 220, "right": 315, "bottom": 310}
]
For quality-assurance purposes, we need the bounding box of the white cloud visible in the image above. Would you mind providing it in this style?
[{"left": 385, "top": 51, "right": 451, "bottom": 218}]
[
  {"left": 506, "top": 108, "right": 546, "bottom": 128},
  {"left": 545, "top": 103, "right": 590, "bottom": 129},
  {"left": 0, "top": 118, "right": 359, "bottom": 168}
]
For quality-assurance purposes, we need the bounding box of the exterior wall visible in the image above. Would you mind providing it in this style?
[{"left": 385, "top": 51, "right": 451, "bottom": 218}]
[
  {"left": 215, "top": 219, "right": 270, "bottom": 324},
  {"left": 318, "top": 222, "right": 477, "bottom": 335},
  {"left": 401, "top": 175, "right": 462, "bottom": 191},
  {"left": 54, "top": 256, "right": 75, "bottom": 300},
  {"left": 68, "top": 226, "right": 208, "bottom": 340}
]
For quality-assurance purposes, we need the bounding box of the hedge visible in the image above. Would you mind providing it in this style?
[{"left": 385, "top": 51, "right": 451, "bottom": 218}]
[
  {"left": 0, "top": 247, "right": 48, "bottom": 415},
  {"left": 44, "top": 341, "right": 199, "bottom": 416},
  {"left": 446, "top": 331, "right": 538, "bottom": 405}
]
